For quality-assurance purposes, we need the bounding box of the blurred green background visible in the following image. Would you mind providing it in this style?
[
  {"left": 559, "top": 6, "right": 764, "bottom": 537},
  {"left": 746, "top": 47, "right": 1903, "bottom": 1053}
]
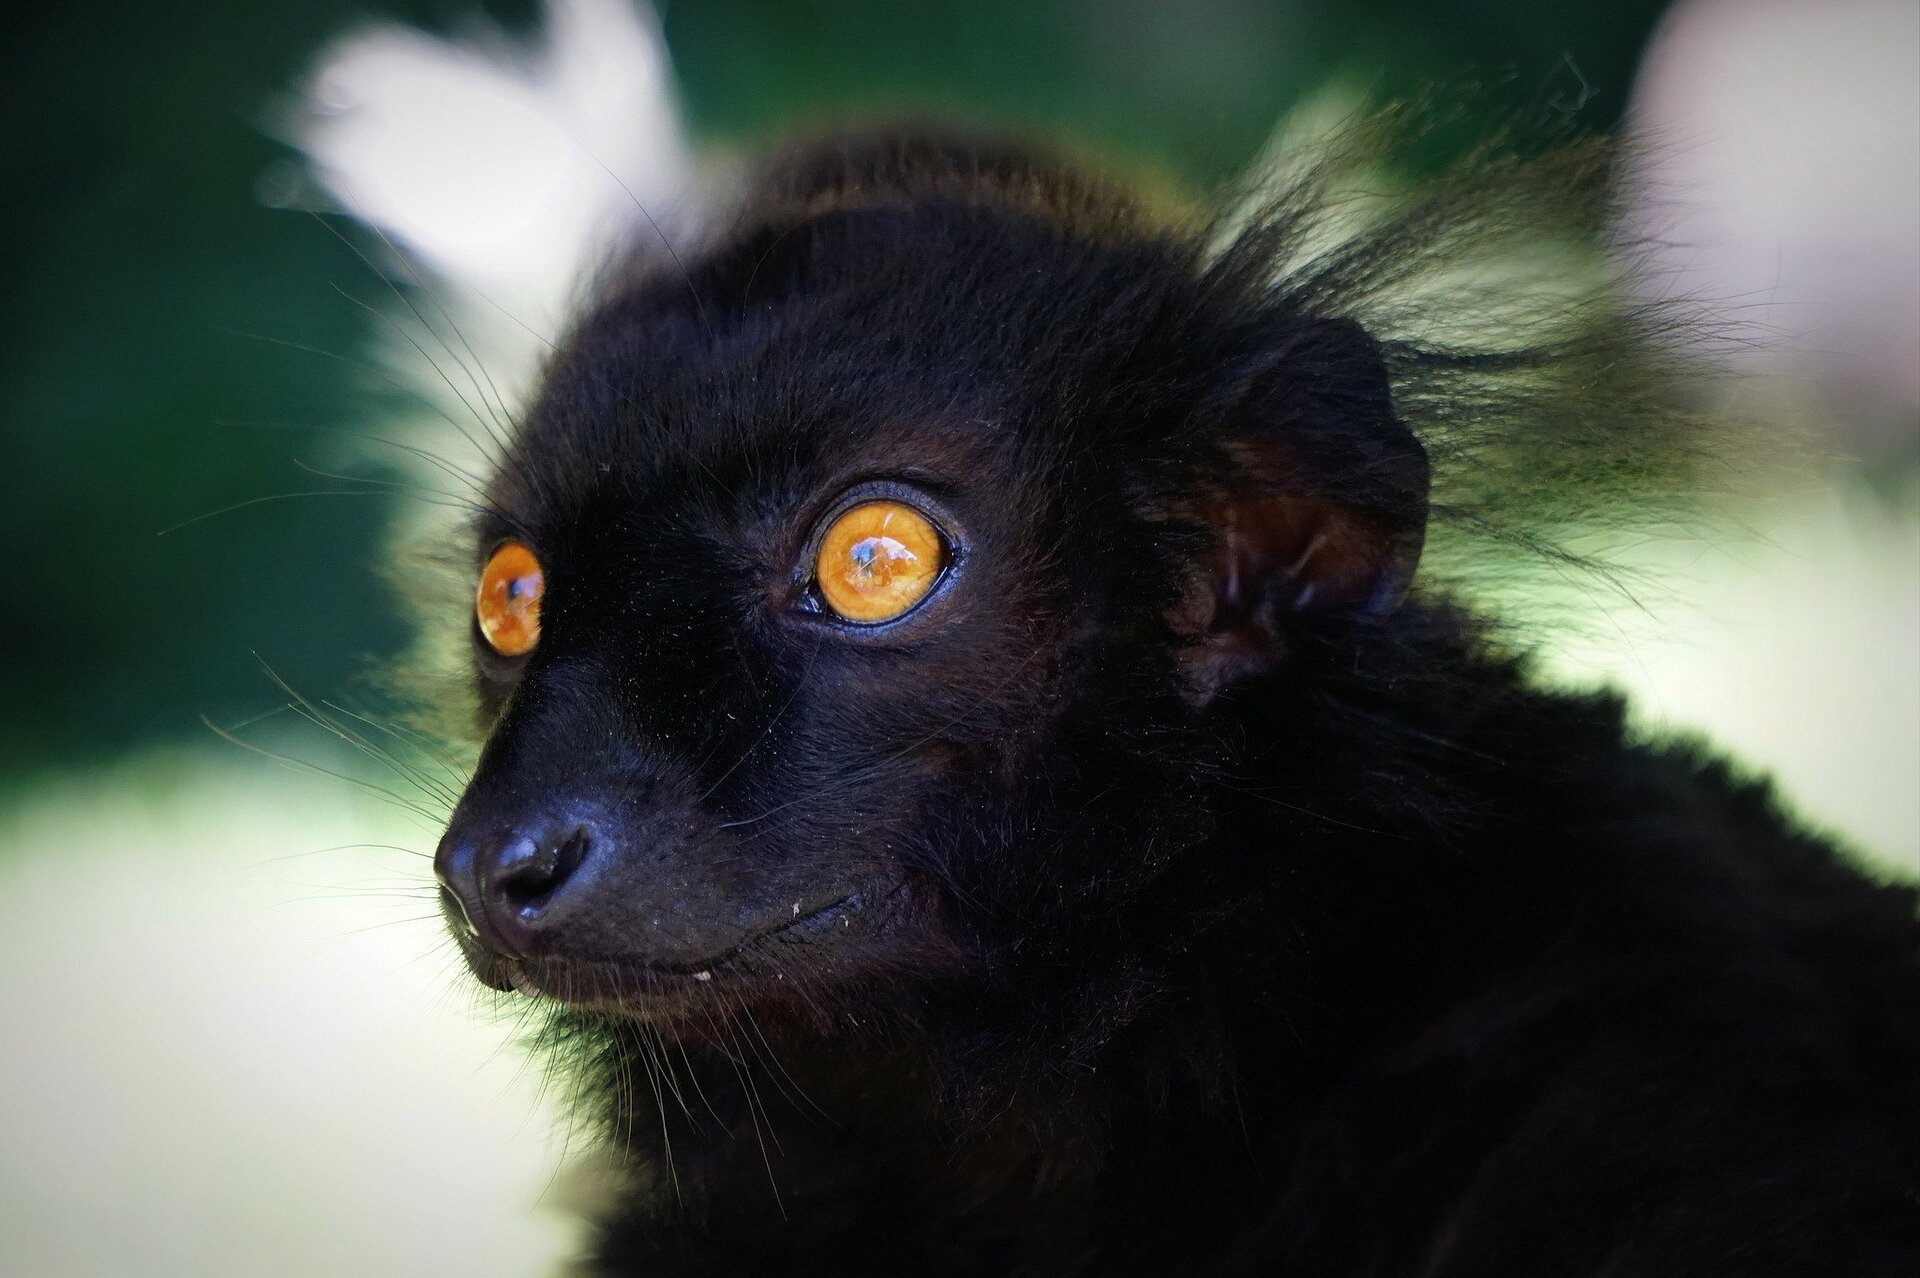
[
  {"left": 2, "top": 2, "right": 1914, "bottom": 1274},
  {"left": 1, "top": 0, "right": 1671, "bottom": 779}
]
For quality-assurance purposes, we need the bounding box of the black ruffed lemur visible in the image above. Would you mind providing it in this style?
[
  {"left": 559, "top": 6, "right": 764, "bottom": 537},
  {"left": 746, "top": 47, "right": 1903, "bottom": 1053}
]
[{"left": 410, "top": 129, "right": 1920, "bottom": 1275}]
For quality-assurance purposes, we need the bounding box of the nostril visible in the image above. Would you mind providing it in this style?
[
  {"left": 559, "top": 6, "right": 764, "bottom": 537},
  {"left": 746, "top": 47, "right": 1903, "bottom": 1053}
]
[
  {"left": 439, "top": 816, "right": 599, "bottom": 956},
  {"left": 493, "top": 825, "right": 591, "bottom": 909},
  {"left": 551, "top": 826, "right": 590, "bottom": 886},
  {"left": 491, "top": 834, "right": 550, "bottom": 900}
]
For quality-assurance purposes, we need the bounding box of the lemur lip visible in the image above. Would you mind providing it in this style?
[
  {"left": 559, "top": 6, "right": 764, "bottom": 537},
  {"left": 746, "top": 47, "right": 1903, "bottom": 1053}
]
[
  {"left": 466, "top": 948, "right": 518, "bottom": 994},
  {"left": 485, "top": 889, "right": 868, "bottom": 1004}
]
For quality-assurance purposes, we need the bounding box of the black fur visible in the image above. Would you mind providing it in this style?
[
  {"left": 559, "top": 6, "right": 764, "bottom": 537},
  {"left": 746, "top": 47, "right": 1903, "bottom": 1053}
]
[{"left": 423, "top": 127, "right": 1920, "bottom": 1275}]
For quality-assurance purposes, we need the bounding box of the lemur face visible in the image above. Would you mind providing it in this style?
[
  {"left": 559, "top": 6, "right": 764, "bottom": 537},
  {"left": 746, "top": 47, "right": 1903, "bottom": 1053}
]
[{"left": 433, "top": 160, "right": 1424, "bottom": 1031}]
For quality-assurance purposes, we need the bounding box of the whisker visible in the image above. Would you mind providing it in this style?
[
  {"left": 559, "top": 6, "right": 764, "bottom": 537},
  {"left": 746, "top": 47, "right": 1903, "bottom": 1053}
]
[
  {"left": 255, "top": 659, "right": 459, "bottom": 814},
  {"left": 210, "top": 322, "right": 504, "bottom": 451},
  {"left": 577, "top": 146, "right": 713, "bottom": 345},
  {"left": 325, "top": 912, "right": 449, "bottom": 939},
  {"left": 212, "top": 415, "right": 499, "bottom": 506},
  {"left": 321, "top": 699, "right": 471, "bottom": 804},
  {"left": 244, "top": 841, "right": 431, "bottom": 868},
  {"left": 309, "top": 207, "right": 516, "bottom": 454},
  {"left": 286, "top": 459, "right": 529, "bottom": 540},
  {"left": 156, "top": 488, "right": 385, "bottom": 537},
  {"left": 200, "top": 715, "right": 444, "bottom": 825},
  {"left": 343, "top": 202, "right": 525, "bottom": 444},
  {"left": 328, "top": 280, "right": 506, "bottom": 468}
]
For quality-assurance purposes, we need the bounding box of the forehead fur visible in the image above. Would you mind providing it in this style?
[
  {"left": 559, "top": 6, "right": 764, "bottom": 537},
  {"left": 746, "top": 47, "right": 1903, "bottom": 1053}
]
[{"left": 494, "top": 142, "right": 1219, "bottom": 533}]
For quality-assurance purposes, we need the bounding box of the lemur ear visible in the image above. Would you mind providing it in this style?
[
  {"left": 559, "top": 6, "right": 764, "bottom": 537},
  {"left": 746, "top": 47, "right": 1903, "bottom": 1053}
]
[{"left": 1180, "top": 316, "right": 1429, "bottom": 700}]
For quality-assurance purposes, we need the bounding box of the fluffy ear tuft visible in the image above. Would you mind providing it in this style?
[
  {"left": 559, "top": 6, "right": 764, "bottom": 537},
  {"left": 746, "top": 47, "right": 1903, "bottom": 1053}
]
[{"left": 1180, "top": 316, "right": 1428, "bottom": 701}]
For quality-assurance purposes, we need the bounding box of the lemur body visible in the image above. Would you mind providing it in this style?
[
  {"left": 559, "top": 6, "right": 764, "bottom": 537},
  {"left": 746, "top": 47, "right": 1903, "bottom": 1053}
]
[{"left": 416, "top": 134, "right": 1920, "bottom": 1275}]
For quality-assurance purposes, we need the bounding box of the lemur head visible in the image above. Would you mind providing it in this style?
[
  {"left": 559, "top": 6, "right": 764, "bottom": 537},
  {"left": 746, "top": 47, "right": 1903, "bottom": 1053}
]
[{"left": 432, "top": 136, "right": 1428, "bottom": 1034}]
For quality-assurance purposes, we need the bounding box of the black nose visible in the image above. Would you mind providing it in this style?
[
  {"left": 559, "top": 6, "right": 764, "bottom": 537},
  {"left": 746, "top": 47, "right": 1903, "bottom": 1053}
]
[{"left": 435, "top": 815, "right": 595, "bottom": 957}]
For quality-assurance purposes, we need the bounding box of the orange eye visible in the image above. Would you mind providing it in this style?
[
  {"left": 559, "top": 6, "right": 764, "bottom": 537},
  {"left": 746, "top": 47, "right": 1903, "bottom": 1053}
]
[
  {"left": 476, "top": 541, "right": 544, "bottom": 656},
  {"left": 814, "top": 500, "right": 946, "bottom": 624}
]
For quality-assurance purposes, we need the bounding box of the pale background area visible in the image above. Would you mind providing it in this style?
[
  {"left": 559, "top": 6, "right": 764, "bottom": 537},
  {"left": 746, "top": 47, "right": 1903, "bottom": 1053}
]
[{"left": 0, "top": 765, "right": 581, "bottom": 1275}]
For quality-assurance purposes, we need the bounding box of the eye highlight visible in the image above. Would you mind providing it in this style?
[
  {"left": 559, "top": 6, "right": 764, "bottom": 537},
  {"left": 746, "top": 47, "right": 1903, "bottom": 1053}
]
[
  {"left": 814, "top": 500, "right": 946, "bottom": 624},
  {"left": 476, "top": 541, "right": 544, "bottom": 656}
]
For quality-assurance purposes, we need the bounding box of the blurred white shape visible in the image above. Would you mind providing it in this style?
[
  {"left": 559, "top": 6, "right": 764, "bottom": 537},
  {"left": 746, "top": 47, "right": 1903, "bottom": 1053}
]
[
  {"left": 1625, "top": 0, "right": 1920, "bottom": 440},
  {"left": 292, "top": 0, "right": 693, "bottom": 331}
]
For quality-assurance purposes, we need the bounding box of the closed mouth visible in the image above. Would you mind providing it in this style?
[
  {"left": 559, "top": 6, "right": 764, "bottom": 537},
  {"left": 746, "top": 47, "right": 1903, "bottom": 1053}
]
[{"left": 465, "top": 889, "right": 865, "bottom": 1005}]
